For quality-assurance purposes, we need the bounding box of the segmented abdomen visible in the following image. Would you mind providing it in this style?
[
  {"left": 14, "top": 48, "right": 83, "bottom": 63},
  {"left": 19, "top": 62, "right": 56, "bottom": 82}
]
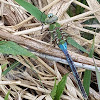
[{"left": 52, "top": 30, "right": 68, "bottom": 44}]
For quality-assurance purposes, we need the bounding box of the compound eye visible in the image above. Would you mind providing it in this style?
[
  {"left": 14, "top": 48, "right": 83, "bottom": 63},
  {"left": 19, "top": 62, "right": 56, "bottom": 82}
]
[{"left": 48, "top": 13, "right": 53, "bottom": 18}]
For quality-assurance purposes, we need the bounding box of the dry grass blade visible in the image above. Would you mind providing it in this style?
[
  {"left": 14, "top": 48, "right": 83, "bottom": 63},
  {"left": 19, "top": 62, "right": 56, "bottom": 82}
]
[{"left": 86, "top": 0, "right": 100, "bottom": 23}]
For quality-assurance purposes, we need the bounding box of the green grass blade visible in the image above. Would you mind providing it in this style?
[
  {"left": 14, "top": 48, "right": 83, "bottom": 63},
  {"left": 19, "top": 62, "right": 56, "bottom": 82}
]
[
  {"left": 50, "top": 79, "right": 57, "bottom": 100},
  {"left": 2, "top": 61, "right": 20, "bottom": 76},
  {"left": 4, "top": 89, "right": 10, "bottom": 100},
  {"left": 54, "top": 74, "right": 68, "bottom": 100},
  {"left": 83, "top": 35, "right": 95, "bottom": 95},
  {"left": 15, "top": 0, "right": 47, "bottom": 22},
  {"left": 1, "top": 63, "right": 8, "bottom": 70},
  {"left": 95, "top": 65, "right": 100, "bottom": 93},
  {"left": 0, "top": 41, "right": 37, "bottom": 59},
  {"left": 67, "top": 37, "right": 89, "bottom": 54},
  {"left": 83, "top": 70, "right": 91, "bottom": 95}
]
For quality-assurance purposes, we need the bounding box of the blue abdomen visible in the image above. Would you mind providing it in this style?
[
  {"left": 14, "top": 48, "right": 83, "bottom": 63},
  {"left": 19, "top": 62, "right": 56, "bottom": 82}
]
[{"left": 58, "top": 42, "right": 67, "bottom": 52}]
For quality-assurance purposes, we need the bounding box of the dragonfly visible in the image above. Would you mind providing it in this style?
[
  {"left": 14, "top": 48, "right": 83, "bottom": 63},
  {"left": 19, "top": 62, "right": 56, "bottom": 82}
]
[{"left": 44, "top": 13, "right": 88, "bottom": 100}]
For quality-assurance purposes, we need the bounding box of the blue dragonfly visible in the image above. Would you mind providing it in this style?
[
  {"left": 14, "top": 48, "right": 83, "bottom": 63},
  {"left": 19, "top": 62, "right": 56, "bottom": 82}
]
[{"left": 44, "top": 13, "right": 88, "bottom": 100}]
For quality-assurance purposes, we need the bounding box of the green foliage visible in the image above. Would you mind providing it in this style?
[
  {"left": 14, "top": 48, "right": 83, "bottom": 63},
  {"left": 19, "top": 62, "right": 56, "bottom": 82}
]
[
  {"left": 1, "top": 63, "right": 8, "bottom": 70},
  {"left": 2, "top": 61, "right": 20, "bottom": 76},
  {"left": 49, "top": 23, "right": 60, "bottom": 31},
  {"left": 81, "top": 18, "right": 99, "bottom": 40},
  {"left": 97, "top": 0, "right": 100, "bottom": 3},
  {"left": 76, "top": 0, "right": 87, "bottom": 14},
  {"left": 50, "top": 74, "right": 68, "bottom": 100},
  {"left": 15, "top": 0, "right": 47, "bottom": 22},
  {"left": 4, "top": 89, "right": 10, "bottom": 100},
  {"left": 49, "top": 24, "right": 56, "bottom": 31},
  {"left": 67, "top": 7, "right": 73, "bottom": 17},
  {"left": 67, "top": 0, "right": 87, "bottom": 16},
  {"left": 81, "top": 32, "right": 94, "bottom": 40},
  {"left": 50, "top": 79, "right": 57, "bottom": 100},
  {"left": 83, "top": 70, "right": 91, "bottom": 95},
  {"left": 95, "top": 65, "right": 100, "bottom": 93},
  {"left": 0, "top": 41, "right": 37, "bottom": 59},
  {"left": 67, "top": 37, "right": 89, "bottom": 54},
  {"left": 91, "top": 35, "right": 100, "bottom": 93},
  {"left": 83, "top": 36, "right": 95, "bottom": 95}
]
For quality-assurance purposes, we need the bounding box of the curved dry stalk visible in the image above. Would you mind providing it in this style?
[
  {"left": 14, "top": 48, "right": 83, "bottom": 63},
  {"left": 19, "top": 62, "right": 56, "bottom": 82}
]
[
  {"left": 73, "top": 0, "right": 91, "bottom": 10},
  {"left": 59, "top": 7, "right": 100, "bottom": 25}
]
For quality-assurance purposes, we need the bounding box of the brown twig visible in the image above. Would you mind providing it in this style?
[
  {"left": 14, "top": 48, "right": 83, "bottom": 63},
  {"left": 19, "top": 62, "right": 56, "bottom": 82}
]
[{"left": 0, "top": 30, "right": 100, "bottom": 67}]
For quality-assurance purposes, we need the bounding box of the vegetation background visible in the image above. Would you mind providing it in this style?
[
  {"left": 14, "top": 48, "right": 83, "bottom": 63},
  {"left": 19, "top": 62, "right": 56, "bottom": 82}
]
[{"left": 0, "top": 0, "right": 100, "bottom": 100}]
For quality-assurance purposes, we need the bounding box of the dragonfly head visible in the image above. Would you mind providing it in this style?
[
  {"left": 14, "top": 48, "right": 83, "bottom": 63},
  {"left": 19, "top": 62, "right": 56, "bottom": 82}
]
[{"left": 45, "top": 13, "right": 58, "bottom": 24}]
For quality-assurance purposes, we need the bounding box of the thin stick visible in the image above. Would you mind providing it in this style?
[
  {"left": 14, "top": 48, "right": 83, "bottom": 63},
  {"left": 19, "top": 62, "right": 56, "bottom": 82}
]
[{"left": 32, "top": 51, "right": 100, "bottom": 72}]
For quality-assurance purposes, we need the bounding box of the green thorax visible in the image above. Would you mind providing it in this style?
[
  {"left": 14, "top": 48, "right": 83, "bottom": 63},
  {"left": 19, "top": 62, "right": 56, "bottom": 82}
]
[
  {"left": 45, "top": 14, "right": 66, "bottom": 45},
  {"left": 49, "top": 23, "right": 66, "bottom": 45}
]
